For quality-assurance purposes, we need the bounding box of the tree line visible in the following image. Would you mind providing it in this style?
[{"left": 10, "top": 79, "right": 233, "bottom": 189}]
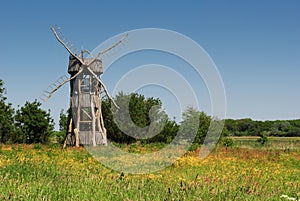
[
  {"left": 224, "top": 118, "right": 300, "bottom": 137},
  {"left": 1, "top": 79, "right": 299, "bottom": 145}
]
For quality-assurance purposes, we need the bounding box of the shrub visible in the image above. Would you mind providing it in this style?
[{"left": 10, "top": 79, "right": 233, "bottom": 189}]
[
  {"left": 222, "top": 137, "right": 234, "bottom": 147},
  {"left": 257, "top": 131, "right": 269, "bottom": 145}
]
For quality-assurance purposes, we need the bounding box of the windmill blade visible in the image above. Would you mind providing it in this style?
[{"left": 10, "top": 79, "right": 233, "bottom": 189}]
[
  {"left": 87, "top": 34, "right": 128, "bottom": 66},
  {"left": 86, "top": 67, "right": 119, "bottom": 109},
  {"left": 50, "top": 26, "right": 83, "bottom": 64},
  {"left": 41, "top": 69, "right": 83, "bottom": 101},
  {"left": 53, "top": 25, "right": 80, "bottom": 55},
  {"left": 100, "top": 37, "right": 129, "bottom": 60}
]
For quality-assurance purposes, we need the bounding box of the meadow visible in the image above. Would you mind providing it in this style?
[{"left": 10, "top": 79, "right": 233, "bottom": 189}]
[
  {"left": 232, "top": 136, "right": 300, "bottom": 150},
  {"left": 0, "top": 142, "right": 299, "bottom": 201}
]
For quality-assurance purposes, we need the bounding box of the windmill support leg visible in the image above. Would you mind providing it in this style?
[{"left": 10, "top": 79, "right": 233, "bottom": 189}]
[
  {"left": 96, "top": 111, "right": 106, "bottom": 145},
  {"left": 101, "top": 114, "right": 107, "bottom": 145},
  {"left": 95, "top": 92, "right": 107, "bottom": 145},
  {"left": 63, "top": 137, "right": 68, "bottom": 148},
  {"left": 74, "top": 128, "right": 79, "bottom": 147},
  {"left": 63, "top": 118, "right": 73, "bottom": 148},
  {"left": 75, "top": 79, "right": 81, "bottom": 147},
  {"left": 91, "top": 97, "right": 96, "bottom": 146},
  {"left": 99, "top": 109, "right": 107, "bottom": 145}
]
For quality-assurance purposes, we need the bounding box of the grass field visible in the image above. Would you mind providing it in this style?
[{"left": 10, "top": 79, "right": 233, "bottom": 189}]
[
  {"left": 231, "top": 136, "right": 300, "bottom": 150},
  {"left": 0, "top": 143, "right": 299, "bottom": 200}
]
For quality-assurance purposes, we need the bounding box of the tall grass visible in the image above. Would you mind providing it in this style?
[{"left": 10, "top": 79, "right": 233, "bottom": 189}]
[{"left": 0, "top": 144, "right": 299, "bottom": 200}]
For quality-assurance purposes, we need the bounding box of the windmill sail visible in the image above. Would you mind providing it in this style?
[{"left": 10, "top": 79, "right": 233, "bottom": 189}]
[
  {"left": 50, "top": 25, "right": 83, "bottom": 64},
  {"left": 40, "top": 69, "right": 83, "bottom": 101}
]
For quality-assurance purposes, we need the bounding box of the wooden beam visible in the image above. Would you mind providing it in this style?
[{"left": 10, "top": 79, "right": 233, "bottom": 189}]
[{"left": 50, "top": 26, "right": 83, "bottom": 64}]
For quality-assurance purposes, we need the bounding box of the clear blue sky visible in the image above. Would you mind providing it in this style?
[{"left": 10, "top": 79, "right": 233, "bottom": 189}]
[{"left": 1, "top": 1, "right": 299, "bottom": 128}]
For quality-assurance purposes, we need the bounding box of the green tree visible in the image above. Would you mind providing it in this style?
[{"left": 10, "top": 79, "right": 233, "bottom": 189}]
[
  {"left": 205, "top": 118, "right": 225, "bottom": 144},
  {"left": 15, "top": 100, "right": 54, "bottom": 144},
  {"left": 235, "top": 118, "right": 256, "bottom": 136},
  {"left": 0, "top": 80, "right": 15, "bottom": 143},
  {"left": 145, "top": 119, "right": 179, "bottom": 144},
  {"left": 224, "top": 119, "right": 237, "bottom": 135},
  {"left": 285, "top": 120, "right": 300, "bottom": 137},
  {"left": 102, "top": 92, "right": 173, "bottom": 144},
  {"left": 102, "top": 94, "right": 136, "bottom": 143},
  {"left": 54, "top": 109, "right": 68, "bottom": 144},
  {"left": 179, "top": 107, "right": 211, "bottom": 145},
  {"left": 58, "top": 109, "right": 69, "bottom": 133}
]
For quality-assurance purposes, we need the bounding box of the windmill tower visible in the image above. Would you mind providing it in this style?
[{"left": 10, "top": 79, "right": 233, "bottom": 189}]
[{"left": 42, "top": 26, "right": 127, "bottom": 147}]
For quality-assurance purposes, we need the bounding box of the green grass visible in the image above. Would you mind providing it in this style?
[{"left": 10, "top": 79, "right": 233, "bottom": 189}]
[
  {"left": 0, "top": 144, "right": 299, "bottom": 200},
  {"left": 231, "top": 136, "right": 300, "bottom": 150}
]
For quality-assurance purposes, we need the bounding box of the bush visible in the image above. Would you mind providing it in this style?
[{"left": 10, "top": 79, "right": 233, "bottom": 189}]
[
  {"left": 257, "top": 131, "right": 269, "bottom": 145},
  {"left": 222, "top": 137, "right": 234, "bottom": 147}
]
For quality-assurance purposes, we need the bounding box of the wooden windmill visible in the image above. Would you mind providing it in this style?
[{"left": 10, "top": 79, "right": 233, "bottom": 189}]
[{"left": 42, "top": 26, "right": 128, "bottom": 147}]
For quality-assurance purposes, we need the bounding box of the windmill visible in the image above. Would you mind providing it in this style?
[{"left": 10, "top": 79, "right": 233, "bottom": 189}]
[{"left": 41, "top": 25, "right": 128, "bottom": 147}]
